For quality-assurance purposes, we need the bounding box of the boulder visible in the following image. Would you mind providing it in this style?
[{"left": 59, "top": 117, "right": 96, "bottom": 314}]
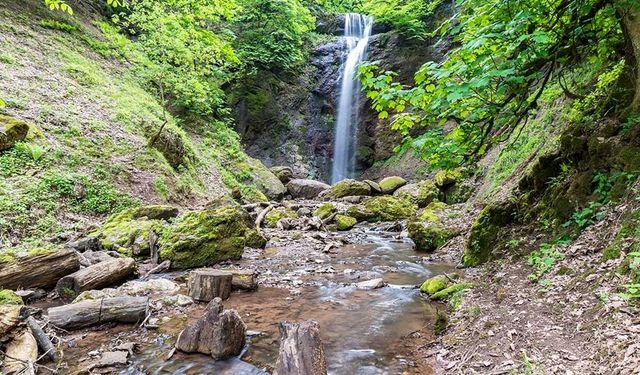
[
  {"left": 347, "top": 196, "right": 416, "bottom": 222},
  {"left": 248, "top": 158, "right": 286, "bottom": 200},
  {"left": 363, "top": 179, "right": 382, "bottom": 194},
  {"left": 434, "top": 168, "right": 463, "bottom": 188},
  {"left": 330, "top": 179, "right": 371, "bottom": 198},
  {"left": 378, "top": 176, "right": 407, "bottom": 194},
  {"left": 313, "top": 203, "right": 336, "bottom": 220},
  {"left": 419, "top": 275, "right": 449, "bottom": 296},
  {"left": 274, "top": 320, "right": 327, "bottom": 375},
  {"left": 0, "top": 115, "right": 29, "bottom": 151},
  {"left": 270, "top": 166, "right": 295, "bottom": 184},
  {"left": 393, "top": 180, "right": 439, "bottom": 207},
  {"left": 286, "top": 179, "right": 331, "bottom": 199},
  {"left": 0, "top": 289, "right": 23, "bottom": 305},
  {"left": 407, "top": 222, "right": 453, "bottom": 252},
  {"left": 151, "top": 126, "right": 192, "bottom": 169},
  {"left": 463, "top": 202, "right": 515, "bottom": 266},
  {"left": 159, "top": 206, "right": 261, "bottom": 269},
  {"left": 335, "top": 215, "right": 357, "bottom": 231},
  {"left": 0, "top": 305, "right": 22, "bottom": 337},
  {"left": 175, "top": 298, "right": 246, "bottom": 360},
  {"left": 265, "top": 207, "right": 298, "bottom": 228},
  {"left": 2, "top": 328, "right": 37, "bottom": 374}
]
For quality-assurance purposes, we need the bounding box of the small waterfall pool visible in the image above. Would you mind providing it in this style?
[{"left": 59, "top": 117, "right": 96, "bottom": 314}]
[{"left": 331, "top": 13, "right": 374, "bottom": 184}]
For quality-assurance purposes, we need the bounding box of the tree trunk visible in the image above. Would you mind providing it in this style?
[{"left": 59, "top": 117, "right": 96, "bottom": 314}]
[
  {"left": 47, "top": 296, "right": 149, "bottom": 330},
  {"left": 55, "top": 257, "right": 136, "bottom": 298},
  {"left": 0, "top": 250, "right": 80, "bottom": 290},
  {"left": 274, "top": 320, "right": 327, "bottom": 375},
  {"left": 621, "top": 4, "right": 640, "bottom": 114},
  {"left": 188, "top": 269, "right": 233, "bottom": 302}
]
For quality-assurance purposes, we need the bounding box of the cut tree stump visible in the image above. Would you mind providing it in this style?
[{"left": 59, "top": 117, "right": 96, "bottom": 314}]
[
  {"left": 274, "top": 320, "right": 327, "bottom": 375},
  {"left": 0, "top": 250, "right": 79, "bottom": 290},
  {"left": 55, "top": 257, "right": 136, "bottom": 298},
  {"left": 47, "top": 296, "right": 149, "bottom": 330},
  {"left": 188, "top": 269, "right": 233, "bottom": 302},
  {"left": 229, "top": 269, "right": 258, "bottom": 291},
  {"left": 175, "top": 297, "right": 246, "bottom": 360}
]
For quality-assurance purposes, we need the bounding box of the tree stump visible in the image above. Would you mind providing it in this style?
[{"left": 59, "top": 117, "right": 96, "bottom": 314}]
[
  {"left": 274, "top": 320, "right": 327, "bottom": 375},
  {"left": 0, "top": 250, "right": 79, "bottom": 290},
  {"left": 175, "top": 297, "right": 246, "bottom": 360},
  {"left": 230, "top": 269, "right": 258, "bottom": 291},
  {"left": 55, "top": 257, "right": 136, "bottom": 298},
  {"left": 188, "top": 269, "right": 233, "bottom": 302},
  {"left": 47, "top": 296, "right": 149, "bottom": 330}
]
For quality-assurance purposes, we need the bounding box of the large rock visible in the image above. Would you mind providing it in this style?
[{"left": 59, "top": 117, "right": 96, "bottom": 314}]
[
  {"left": 265, "top": 207, "right": 298, "bottom": 228},
  {"left": 378, "top": 176, "right": 407, "bottom": 194},
  {"left": 347, "top": 196, "right": 416, "bottom": 222},
  {"left": 0, "top": 115, "right": 29, "bottom": 151},
  {"left": 393, "top": 180, "right": 440, "bottom": 207},
  {"left": 247, "top": 158, "right": 286, "bottom": 200},
  {"left": 407, "top": 222, "right": 453, "bottom": 252},
  {"left": 463, "top": 202, "right": 515, "bottom": 266},
  {"left": 286, "top": 179, "right": 331, "bottom": 199},
  {"left": 175, "top": 298, "right": 246, "bottom": 360},
  {"left": 270, "top": 166, "right": 295, "bottom": 184},
  {"left": 159, "top": 206, "right": 264, "bottom": 269},
  {"left": 313, "top": 203, "right": 336, "bottom": 220},
  {"left": 274, "top": 320, "right": 327, "bottom": 375},
  {"left": 329, "top": 179, "right": 372, "bottom": 198}
]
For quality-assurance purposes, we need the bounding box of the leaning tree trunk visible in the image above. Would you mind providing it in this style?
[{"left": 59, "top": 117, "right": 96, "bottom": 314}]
[{"left": 620, "top": 4, "right": 640, "bottom": 114}]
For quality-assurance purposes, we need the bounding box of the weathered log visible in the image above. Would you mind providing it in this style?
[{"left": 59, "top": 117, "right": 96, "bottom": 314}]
[
  {"left": 188, "top": 269, "right": 232, "bottom": 302},
  {"left": 55, "top": 257, "right": 136, "bottom": 298},
  {"left": 175, "top": 297, "right": 246, "bottom": 360},
  {"left": 255, "top": 204, "right": 274, "bottom": 230},
  {"left": 2, "top": 328, "right": 37, "bottom": 375},
  {"left": 47, "top": 296, "right": 149, "bottom": 330},
  {"left": 0, "top": 250, "right": 79, "bottom": 290},
  {"left": 229, "top": 269, "right": 258, "bottom": 291},
  {"left": 26, "top": 316, "right": 58, "bottom": 362},
  {"left": 0, "top": 305, "right": 22, "bottom": 337},
  {"left": 274, "top": 320, "right": 327, "bottom": 375},
  {"left": 143, "top": 260, "right": 171, "bottom": 280}
]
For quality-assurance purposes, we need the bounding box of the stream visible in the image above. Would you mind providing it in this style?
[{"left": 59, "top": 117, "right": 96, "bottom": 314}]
[{"left": 110, "top": 228, "right": 453, "bottom": 375}]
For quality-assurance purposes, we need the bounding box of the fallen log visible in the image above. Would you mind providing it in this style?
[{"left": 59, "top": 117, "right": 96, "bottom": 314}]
[
  {"left": 47, "top": 296, "right": 149, "bottom": 330},
  {"left": 0, "top": 250, "right": 80, "bottom": 290},
  {"left": 2, "top": 328, "right": 37, "bottom": 375},
  {"left": 55, "top": 257, "right": 136, "bottom": 298},
  {"left": 26, "top": 316, "right": 58, "bottom": 362},
  {"left": 143, "top": 260, "right": 171, "bottom": 280},
  {"left": 188, "top": 269, "right": 232, "bottom": 302},
  {"left": 255, "top": 204, "right": 274, "bottom": 231},
  {"left": 274, "top": 320, "right": 327, "bottom": 375}
]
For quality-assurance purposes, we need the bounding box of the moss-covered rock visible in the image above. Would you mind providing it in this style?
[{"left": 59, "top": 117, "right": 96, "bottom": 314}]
[
  {"left": 132, "top": 205, "right": 179, "bottom": 220},
  {"left": 430, "top": 282, "right": 473, "bottom": 300},
  {"left": 419, "top": 275, "right": 449, "bottom": 296},
  {"left": 247, "top": 157, "right": 286, "bottom": 200},
  {"left": 330, "top": 179, "right": 372, "bottom": 198},
  {"left": 347, "top": 196, "right": 416, "bottom": 222},
  {"left": 159, "top": 206, "right": 257, "bottom": 269},
  {"left": 245, "top": 229, "right": 268, "bottom": 249},
  {"left": 314, "top": 203, "right": 336, "bottom": 220},
  {"left": 264, "top": 207, "right": 298, "bottom": 228},
  {"left": 0, "top": 115, "right": 30, "bottom": 151},
  {"left": 335, "top": 214, "right": 357, "bottom": 230},
  {"left": 151, "top": 126, "right": 192, "bottom": 169},
  {"left": 270, "top": 166, "right": 294, "bottom": 184},
  {"left": 393, "top": 180, "right": 439, "bottom": 207},
  {"left": 463, "top": 202, "right": 514, "bottom": 266},
  {"left": 363, "top": 179, "right": 382, "bottom": 194},
  {"left": 434, "top": 168, "right": 463, "bottom": 188},
  {"left": 378, "top": 176, "right": 407, "bottom": 194},
  {"left": 444, "top": 180, "right": 474, "bottom": 204},
  {"left": 0, "top": 289, "right": 22, "bottom": 305},
  {"left": 407, "top": 222, "right": 453, "bottom": 252}
]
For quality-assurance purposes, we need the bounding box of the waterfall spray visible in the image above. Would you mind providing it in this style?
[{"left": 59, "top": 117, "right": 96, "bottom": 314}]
[{"left": 330, "top": 13, "right": 373, "bottom": 184}]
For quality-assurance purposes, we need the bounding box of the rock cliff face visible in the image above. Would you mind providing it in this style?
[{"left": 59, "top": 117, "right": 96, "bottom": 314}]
[{"left": 229, "top": 6, "right": 454, "bottom": 182}]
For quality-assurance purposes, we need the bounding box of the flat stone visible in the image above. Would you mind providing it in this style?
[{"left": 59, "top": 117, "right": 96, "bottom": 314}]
[{"left": 356, "top": 278, "right": 385, "bottom": 290}]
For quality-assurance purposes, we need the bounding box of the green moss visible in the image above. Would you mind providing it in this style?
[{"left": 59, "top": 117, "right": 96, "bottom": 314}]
[
  {"left": 159, "top": 207, "right": 254, "bottom": 268},
  {"left": 434, "top": 168, "right": 463, "bottom": 188},
  {"left": 0, "top": 289, "right": 22, "bottom": 305},
  {"left": 265, "top": 207, "right": 297, "bottom": 228},
  {"left": 431, "top": 282, "right": 473, "bottom": 300},
  {"left": 330, "top": 179, "right": 371, "bottom": 198},
  {"left": 347, "top": 196, "right": 417, "bottom": 222},
  {"left": 433, "top": 310, "right": 448, "bottom": 335},
  {"left": 378, "top": 176, "right": 407, "bottom": 193},
  {"left": 314, "top": 203, "right": 336, "bottom": 220},
  {"left": 420, "top": 275, "right": 449, "bottom": 296},
  {"left": 0, "top": 115, "right": 30, "bottom": 151},
  {"left": 393, "top": 180, "right": 439, "bottom": 207},
  {"left": 245, "top": 229, "right": 268, "bottom": 248},
  {"left": 407, "top": 222, "right": 453, "bottom": 252},
  {"left": 335, "top": 214, "right": 357, "bottom": 231},
  {"left": 463, "top": 203, "right": 514, "bottom": 266}
]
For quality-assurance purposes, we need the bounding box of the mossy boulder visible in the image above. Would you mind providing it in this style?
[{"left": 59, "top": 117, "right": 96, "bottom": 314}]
[
  {"left": 419, "top": 275, "right": 449, "bottom": 296},
  {"left": 335, "top": 214, "right": 357, "bottom": 230},
  {"left": 347, "top": 196, "right": 417, "bottom": 222},
  {"left": 286, "top": 179, "right": 331, "bottom": 199},
  {"left": 248, "top": 158, "right": 286, "bottom": 200},
  {"left": 379, "top": 176, "right": 407, "bottom": 194},
  {"left": 407, "top": 222, "right": 453, "bottom": 252},
  {"left": 159, "top": 206, "right": 258, "bottom": 269},
  {"left": 270, "top": 166, "right": 294, "bottom": 184},
  {"left": 151, "top": 126, "right": 192, "bottom": 169},
  {"left": 0, "top": 115, "right": 30, "bottom": 151},
  {"left": 264, "top": 207, "right": 298, "bottom": 228},
  {"left": 91, "top": 206, "right": 176, "bottom": 256},
  {"left": 0, "top": 289, "right": 22, "bottom": 305},
  {"left": 430, "top": 282, "right": 473, "bottom": 300},
  {"left": 363, "top": 180, "right": 382, "bottom": 194},
  {"left": 463, "top": 202, "right": 515, "bottom": 267},
  {"left": 444, "top": 181, "right": 474, "bottom": 204},
  {"left": 330, "top": 179, "right": 372, "bottom": 198},
  {"left": 314, "top": 203, "right": 336, "bottom": 220},
  {"left": 418, "top": 201, "right": 449, "bottom": 223},
  {"left": 393, "top": 180, "right": 439, "bottom": 207},
  {"left": 434, "top": 168, "right": 463, "bottom": 188}
]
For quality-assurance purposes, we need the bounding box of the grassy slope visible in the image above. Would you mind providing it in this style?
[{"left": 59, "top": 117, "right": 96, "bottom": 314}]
[{"left": 0, "top": 1, "right": 273, "bottom": 254}]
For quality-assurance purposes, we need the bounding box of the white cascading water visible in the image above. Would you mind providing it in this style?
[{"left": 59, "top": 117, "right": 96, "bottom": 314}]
[{"left": 331, "top": 13, "right": 374, "bottom": 184}]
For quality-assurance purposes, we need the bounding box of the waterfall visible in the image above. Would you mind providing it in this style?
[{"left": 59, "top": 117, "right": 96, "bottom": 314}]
[{"left": 330, "top": 13, "right": 374, "bottom": 184}]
